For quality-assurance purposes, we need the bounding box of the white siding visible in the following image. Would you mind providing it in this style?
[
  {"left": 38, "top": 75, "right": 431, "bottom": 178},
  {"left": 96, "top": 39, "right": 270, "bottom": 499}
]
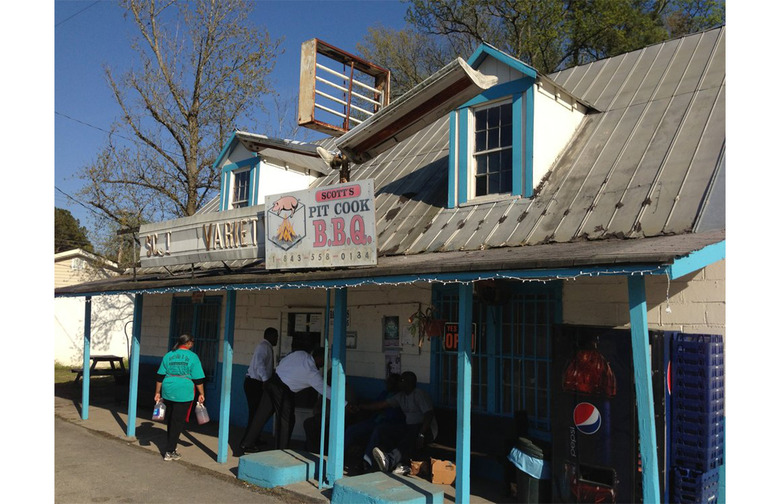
[
  {"left": 54, "top": 294, "right": 135, "bottom": 366},
  {"left": 258, "top": 161, "right": 317, "bottom": 203},
  {"left": 532, "top": 81, "right": 587, "bottom": 188}
]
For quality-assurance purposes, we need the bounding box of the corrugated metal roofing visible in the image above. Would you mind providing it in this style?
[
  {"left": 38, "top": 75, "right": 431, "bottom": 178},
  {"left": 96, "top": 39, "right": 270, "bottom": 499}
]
[
  {"left": 60, "top": 27, "right": 725, "bottom": 292},
  {"left": 355, "top": 26, "right": 726, "bottom": 256}
]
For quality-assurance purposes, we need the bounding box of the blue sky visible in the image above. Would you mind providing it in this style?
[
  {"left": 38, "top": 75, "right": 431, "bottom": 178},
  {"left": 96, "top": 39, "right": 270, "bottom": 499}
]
[{"left": 54, "top": 0, "right": 409, "bottom": 231}]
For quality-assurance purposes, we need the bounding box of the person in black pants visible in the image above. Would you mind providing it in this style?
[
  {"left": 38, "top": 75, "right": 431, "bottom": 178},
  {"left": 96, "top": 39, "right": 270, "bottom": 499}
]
[
  {"left": 239, "top": 347, "right": 340, "bottom": 454},
  {"left": 243, "top": 327, "right": 278, "bottom": 449},
  {"left": 154, "top": 334, "right": 206, "bottom": 461}
]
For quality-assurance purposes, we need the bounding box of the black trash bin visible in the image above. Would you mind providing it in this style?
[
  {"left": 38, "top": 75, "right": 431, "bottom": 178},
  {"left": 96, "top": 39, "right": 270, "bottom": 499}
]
[{"left": 508, "top": 437, "right": 551, "bottom": 503}]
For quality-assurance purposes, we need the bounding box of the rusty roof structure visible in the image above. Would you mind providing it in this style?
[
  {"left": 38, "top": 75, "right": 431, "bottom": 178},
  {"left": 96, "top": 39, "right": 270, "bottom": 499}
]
[{"left": 57, "top": 26, "right": 725, "bottom": 296}]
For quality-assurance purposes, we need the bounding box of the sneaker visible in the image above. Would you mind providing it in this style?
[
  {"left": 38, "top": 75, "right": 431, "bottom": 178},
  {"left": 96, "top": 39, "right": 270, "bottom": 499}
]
[
  {"left": 392, "top": 464, "right": 411, "bottom": 476},
  {"left": 372, "top": 447, "right": 389, "bottom": 473},
  {"left": 164, "top": 451, "right": 181, "bottom": 461}
]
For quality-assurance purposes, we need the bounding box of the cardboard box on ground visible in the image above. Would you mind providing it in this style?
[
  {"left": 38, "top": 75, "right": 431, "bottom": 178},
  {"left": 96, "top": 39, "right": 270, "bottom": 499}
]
[
  {"left": 407, "top": 457, "right": 456, "bottom": 485},
  {"left": 425, "top": 458, "right": 456, "bottom": 485}
]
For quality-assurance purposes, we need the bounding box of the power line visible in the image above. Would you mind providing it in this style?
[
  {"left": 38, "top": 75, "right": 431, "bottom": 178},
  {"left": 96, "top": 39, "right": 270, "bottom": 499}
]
[
  {"left": 55, "top": 1, "right": 101, "bottom": 28},
  {"left": 55, "top": 185, "right": 105, "bottom": 220},
  {"left": 55, "top": 110, "right": 184, "bottom": 159}
]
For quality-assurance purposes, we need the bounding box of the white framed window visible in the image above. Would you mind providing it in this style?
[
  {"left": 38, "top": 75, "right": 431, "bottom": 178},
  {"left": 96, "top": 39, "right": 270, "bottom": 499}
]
[
  {"left": 472, "top": 99, "right": 513, "bottom": 198},
  {"left": 231, "top": 169, "right": 251, "bottom": 208},
  {"left": 449, "top": 75, "right": 535, "bottom": 208},
  {"left": 220, "top": 157, "right": 258, "bottom": 211}
]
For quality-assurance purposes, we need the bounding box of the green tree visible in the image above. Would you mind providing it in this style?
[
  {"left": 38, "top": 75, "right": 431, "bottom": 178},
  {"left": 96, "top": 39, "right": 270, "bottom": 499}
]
[
  {"left": 78, "top": 0, "right": 281, "bottom": 237},
  {"left": 360, "top": 0, "right": 724, "bottom": 96},
  {"left": 55, "top": 208, "right": 93, "bottom": 253},
  {"left": 357, "top": 25, "right": 464, "bottom": 102}
]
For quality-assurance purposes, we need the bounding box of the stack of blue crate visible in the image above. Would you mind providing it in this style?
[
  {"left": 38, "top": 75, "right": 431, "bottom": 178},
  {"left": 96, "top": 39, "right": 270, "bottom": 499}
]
[{"left": 670, "top": 333, "right": 724, "bottom": 503}]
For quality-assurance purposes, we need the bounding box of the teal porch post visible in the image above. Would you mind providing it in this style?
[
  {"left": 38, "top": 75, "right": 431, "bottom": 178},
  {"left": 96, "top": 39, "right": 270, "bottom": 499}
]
[
  {"left": 127, "top": 293, "right": 143, "bottom": 438},
  {"left": 319, "top": 289, "right": 331, "bottom": 490},
  {"left": 80, "top": 296, "right": 92, "bottom": 420},
  {"left": 628, "top": 275, "right": 661, "bottom": 503},
  {"left": 326, "top": 287, "right": 348, "bottom": 485},
  {"left": 218, "top": 290, "right": 236, "bottom": 463},
  {"left": 456, "top": 283, "right": 473, "bottom": 503}
]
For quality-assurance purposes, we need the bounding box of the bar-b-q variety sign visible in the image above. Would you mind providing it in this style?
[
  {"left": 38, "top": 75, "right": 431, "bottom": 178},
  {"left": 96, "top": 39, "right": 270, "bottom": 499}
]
[{"left": 264, "top": 179, "right": 377, "bottom": 270}]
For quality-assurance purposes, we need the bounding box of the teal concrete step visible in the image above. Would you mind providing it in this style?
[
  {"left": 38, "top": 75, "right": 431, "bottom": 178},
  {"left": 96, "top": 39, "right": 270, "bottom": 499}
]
[
  {"left": 237, "top": 449, "right": 319, "bottom": 488},
  {"left": 332, "top": 472, "right": 444, "bottom": 504}
]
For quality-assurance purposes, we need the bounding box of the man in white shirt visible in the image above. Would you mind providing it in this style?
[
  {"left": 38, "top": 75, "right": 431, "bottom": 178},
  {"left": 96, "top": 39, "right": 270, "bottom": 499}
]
[
  {"left": 243, "top": 327, "right": 278, "bottom": 447},
  {"left": 240, "top": 346, "right": 337, "bottom": 453},
  {"left": 362, "top": 371, "right": 438, "bottom": 474}
]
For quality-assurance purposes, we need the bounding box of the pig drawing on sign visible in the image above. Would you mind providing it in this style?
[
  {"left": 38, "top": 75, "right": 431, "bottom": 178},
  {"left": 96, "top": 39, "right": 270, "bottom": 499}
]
[
  {"left": 271, "top": 196, "right": 299, "bottom": 216},
  {"left": 270, "top": 195, "right": 301, "bottom": 245}
]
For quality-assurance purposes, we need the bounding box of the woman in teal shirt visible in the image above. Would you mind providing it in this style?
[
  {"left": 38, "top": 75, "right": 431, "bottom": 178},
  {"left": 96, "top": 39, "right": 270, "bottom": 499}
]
[{"left": 154, "top": 334, "right": 206, "bottom": 461}]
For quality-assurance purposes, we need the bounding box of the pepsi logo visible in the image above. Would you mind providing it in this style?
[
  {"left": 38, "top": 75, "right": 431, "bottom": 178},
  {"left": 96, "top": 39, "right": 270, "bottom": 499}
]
[{"left": 573, "top": 402, "right": 601, "bottom": 435}]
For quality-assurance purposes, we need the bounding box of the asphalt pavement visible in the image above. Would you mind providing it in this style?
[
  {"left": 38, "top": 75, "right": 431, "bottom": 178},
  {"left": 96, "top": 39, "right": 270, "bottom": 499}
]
[
  {"left": 52, "top": 382, "right": 504, "bottom": 503},
  {"left": 55, "top": 416, "right": 308, "bottom": 503}
]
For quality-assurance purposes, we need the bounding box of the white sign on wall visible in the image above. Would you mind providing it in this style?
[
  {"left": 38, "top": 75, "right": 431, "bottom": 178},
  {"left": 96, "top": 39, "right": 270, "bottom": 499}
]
[
  {"left": 264, "top": 179, "right": 377, "bottom": 270},
  {"left": 139, "top": 206, "right": 265, "bottom": 268}
]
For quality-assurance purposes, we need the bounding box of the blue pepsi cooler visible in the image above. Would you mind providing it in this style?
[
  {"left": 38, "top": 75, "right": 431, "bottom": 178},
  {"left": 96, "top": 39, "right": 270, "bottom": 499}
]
[{"left": 551, "top": 326, "right": 639, "bottom": 503}]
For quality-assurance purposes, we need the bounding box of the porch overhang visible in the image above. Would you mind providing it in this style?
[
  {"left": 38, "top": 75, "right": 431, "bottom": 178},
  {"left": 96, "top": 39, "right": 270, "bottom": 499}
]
[{"left": 55, "top": 230, "right": 725, "bottom": 297}]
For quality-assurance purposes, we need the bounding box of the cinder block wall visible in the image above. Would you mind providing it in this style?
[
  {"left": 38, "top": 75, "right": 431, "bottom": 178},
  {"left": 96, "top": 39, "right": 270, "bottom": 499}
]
[{"left": 563, "top": 260, "right": 725, "bottom": 336}]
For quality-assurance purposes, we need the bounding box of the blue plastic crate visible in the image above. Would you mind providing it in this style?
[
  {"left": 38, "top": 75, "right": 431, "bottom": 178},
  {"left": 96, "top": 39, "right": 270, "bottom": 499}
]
[
  {"left": 672, "top": 467, "right": 719, "bottom": 503},
  {"left": 673, "top": 417, "right": 724, "bottom": 441},
  {"left": 670, "top": 333, "right": 726, "bottom": 472},
  {"left": 672, "top": 333, "right": 723, "bottom": 367},
  {"left": 671, "top": 429, "right": 724, "bottom": 471}
]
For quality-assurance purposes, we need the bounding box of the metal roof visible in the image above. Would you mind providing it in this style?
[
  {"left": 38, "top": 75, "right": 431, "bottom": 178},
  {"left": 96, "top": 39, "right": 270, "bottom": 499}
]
[
  {"left": 233, "top": 130, "right": 330, "bottom": 175},
  {"left": 56, "top": 27, "right": 725, "bottom": 296},
  {"left": 55, "top": 230, "right": 723, "bottom": 296},
  {"left": 335, "top": 57, "right": 497, "bottom": 164}
]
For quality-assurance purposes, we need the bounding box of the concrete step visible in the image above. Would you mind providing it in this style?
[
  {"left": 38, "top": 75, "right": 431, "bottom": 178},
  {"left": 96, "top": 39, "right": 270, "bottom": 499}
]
[{"left": 332, "top": 471, "right": 444, "bottom": 504}]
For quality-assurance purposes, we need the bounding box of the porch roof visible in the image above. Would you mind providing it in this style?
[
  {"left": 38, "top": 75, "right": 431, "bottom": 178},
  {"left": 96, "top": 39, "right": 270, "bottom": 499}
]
[{"left": 55, "top": 229, "right": 723, "bottom": 297}]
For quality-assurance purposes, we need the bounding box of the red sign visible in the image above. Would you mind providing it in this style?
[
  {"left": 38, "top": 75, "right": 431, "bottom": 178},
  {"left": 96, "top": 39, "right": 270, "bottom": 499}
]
[{"left": 443, "top": 322, "right": 476, "bottom": 352}]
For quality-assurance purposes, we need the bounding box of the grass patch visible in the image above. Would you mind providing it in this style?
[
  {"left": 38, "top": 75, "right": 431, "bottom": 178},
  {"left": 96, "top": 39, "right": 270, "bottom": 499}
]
[
  {"left": 55, "top": 363, "right": 75, "bottom": 384},
  {"left": 54, "top": 362, "right": 128, "bottom": 401}
]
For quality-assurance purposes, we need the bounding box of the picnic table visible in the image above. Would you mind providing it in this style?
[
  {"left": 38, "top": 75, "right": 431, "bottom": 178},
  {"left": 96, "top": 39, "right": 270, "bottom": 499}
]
[{"left": 71, "top": 355, "right": 127, "bottom": 382}]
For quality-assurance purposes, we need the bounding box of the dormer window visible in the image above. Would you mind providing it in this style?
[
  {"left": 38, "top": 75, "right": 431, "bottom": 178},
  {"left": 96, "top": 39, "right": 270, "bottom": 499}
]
[
  {"left": 451, "top": 82, "right": 532, "bottom": 207},
  {"left": 447, "top": 44, "right": 555, "bottom": 209},
  {"left": 231, "top": 169, "right": 251, "bottom": 208},
  {"left": 473, "top": 100, "right": 513, "bottom": 197},
  {"left": 219, "top": 157, "right": 259, "bottom": 211}
]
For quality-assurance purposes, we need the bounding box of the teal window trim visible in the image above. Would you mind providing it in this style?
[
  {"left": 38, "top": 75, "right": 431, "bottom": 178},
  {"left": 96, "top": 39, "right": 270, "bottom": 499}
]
[
  {"left": 453, "top": 77, "right": 535, "bottom": 206},
  {"left": 219, "top": 157, "right": 259, "bottom": 211},
  {"left": 523, "top": 85, "right": 534, "bottom": 198},
  {"left": 512, "top": 95, "right": 524, "bottom": 197},
  {"left": 448, "top": 111, "right": 458, "bottom": 209}
]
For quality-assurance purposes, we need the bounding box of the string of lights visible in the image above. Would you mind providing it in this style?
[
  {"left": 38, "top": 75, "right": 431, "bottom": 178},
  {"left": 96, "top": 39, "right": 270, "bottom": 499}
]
[{"left": 56, "top": 264, "right": 671, "bottom": 298}]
